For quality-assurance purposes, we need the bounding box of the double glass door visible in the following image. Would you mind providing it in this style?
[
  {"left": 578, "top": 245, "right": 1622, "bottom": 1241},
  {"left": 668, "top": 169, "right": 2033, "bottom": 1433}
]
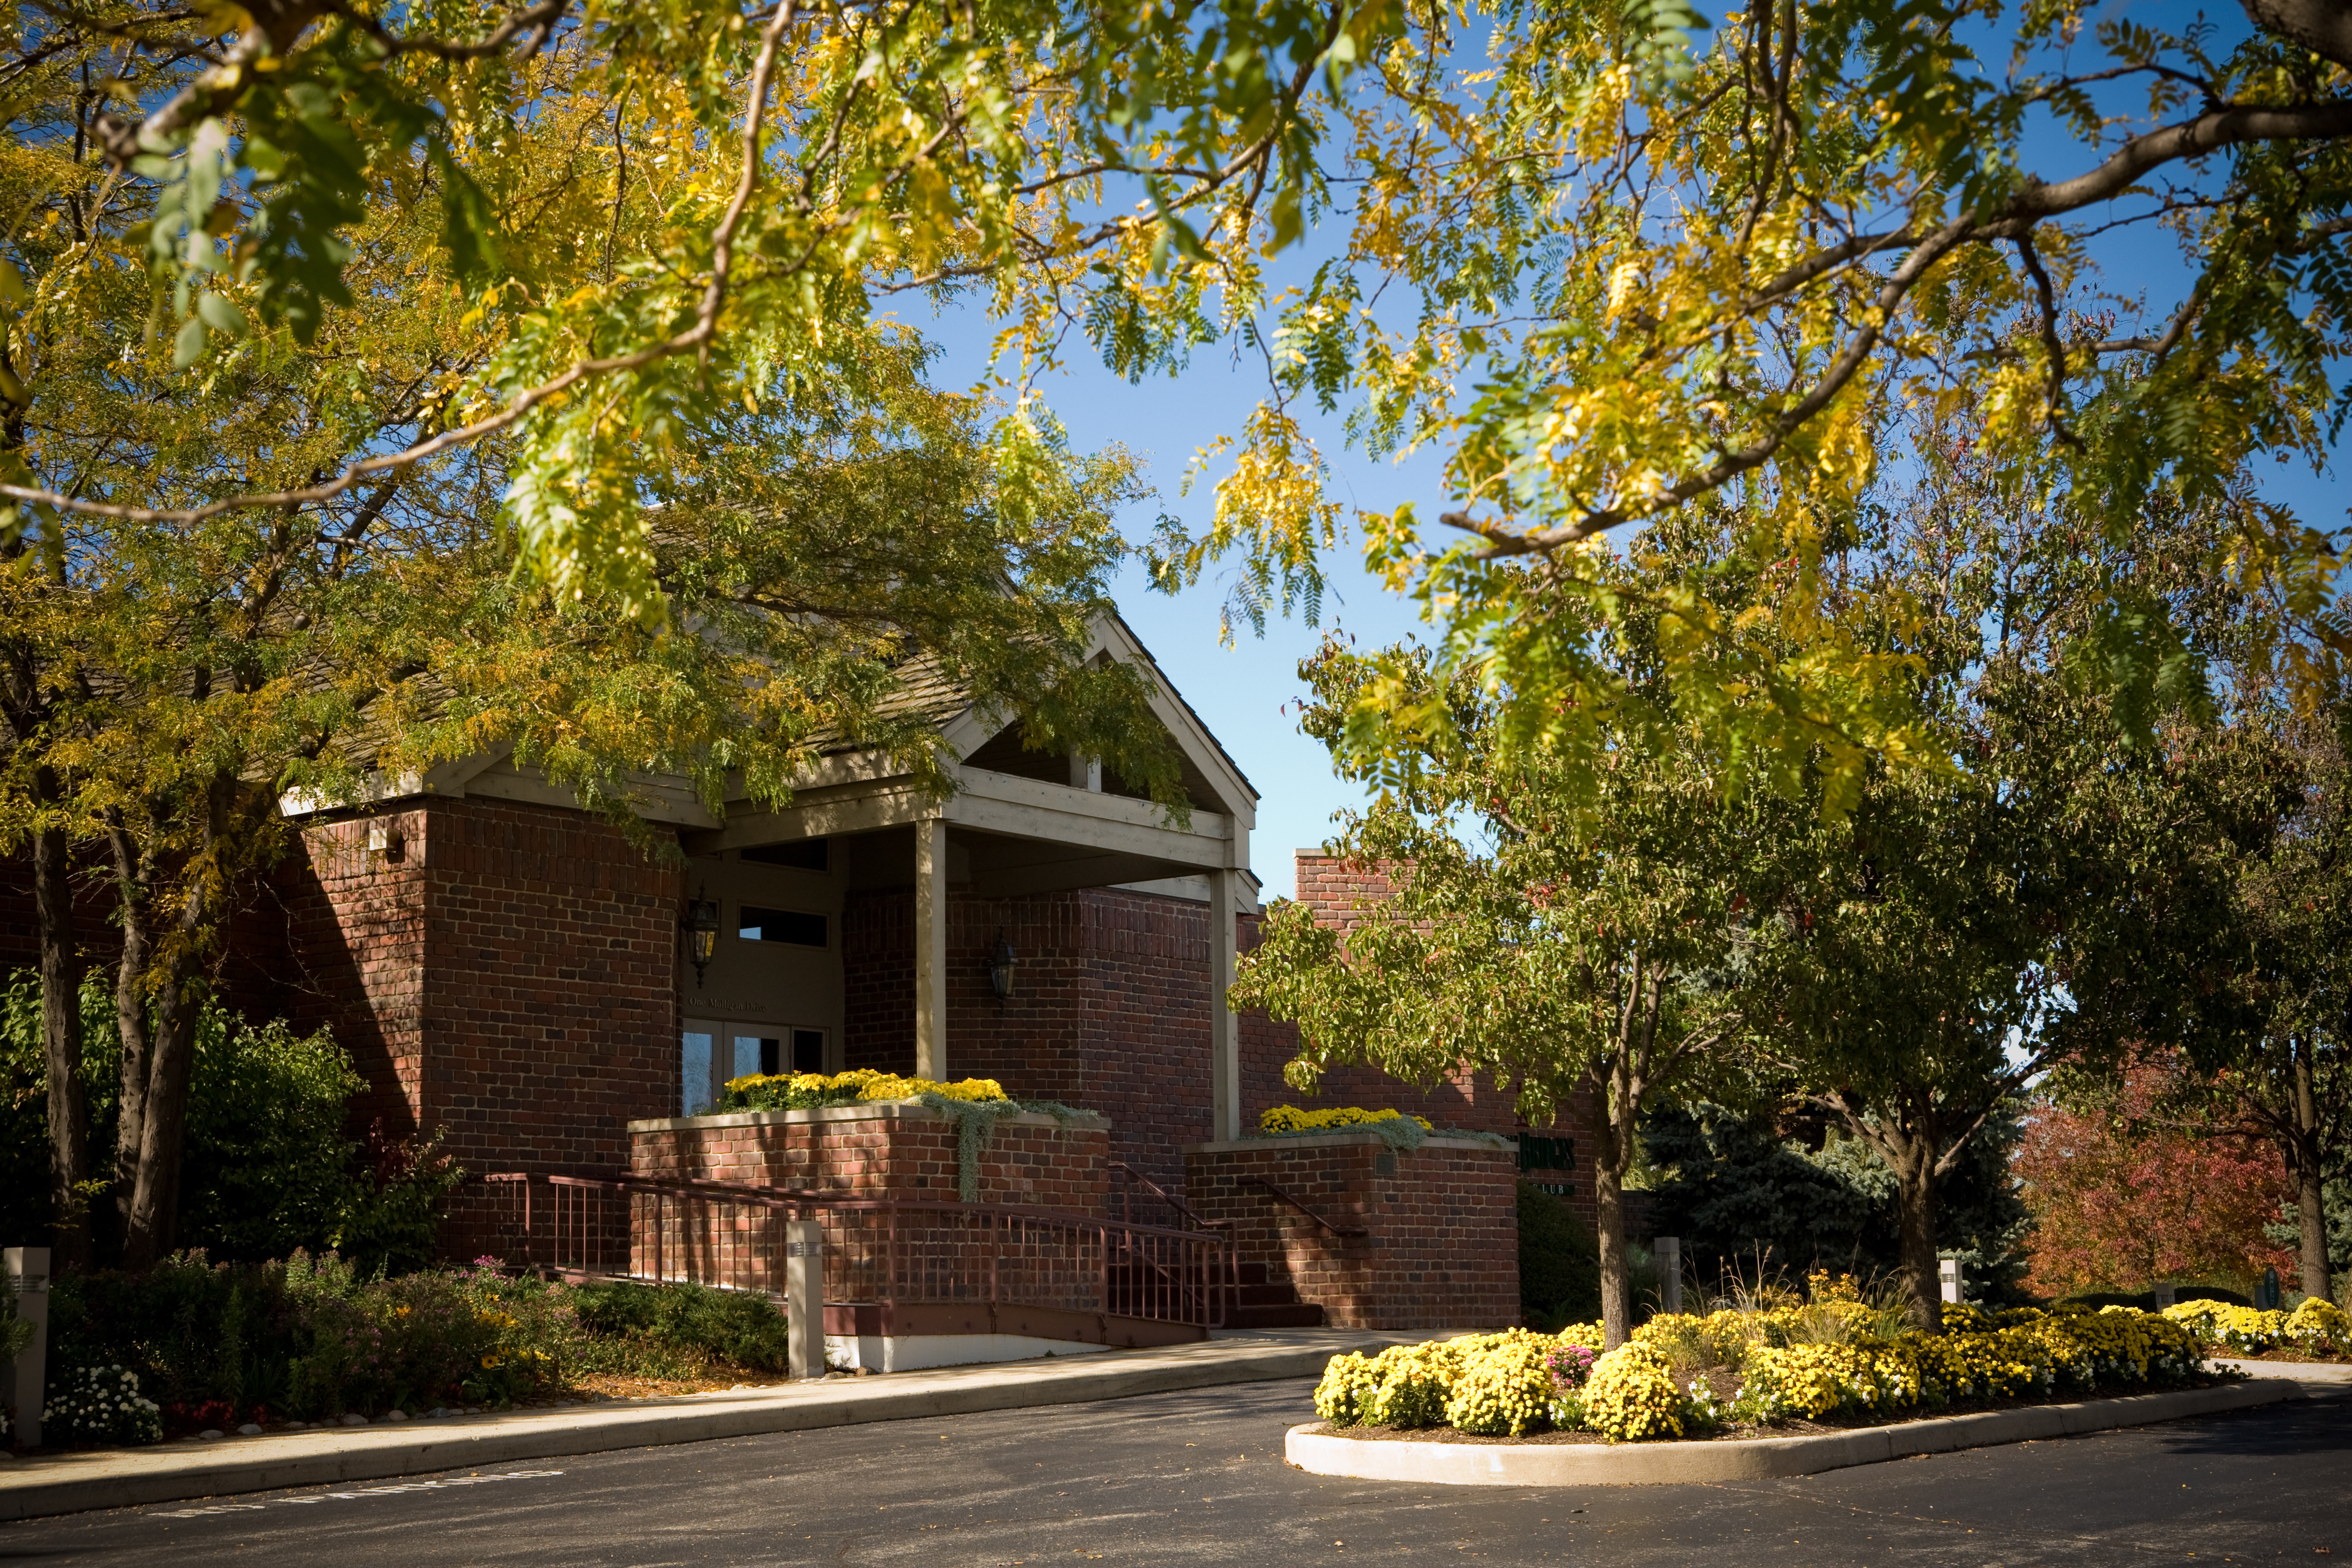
[{"left": 680, "top": 1021, "right": 829, "bottom": 1115}]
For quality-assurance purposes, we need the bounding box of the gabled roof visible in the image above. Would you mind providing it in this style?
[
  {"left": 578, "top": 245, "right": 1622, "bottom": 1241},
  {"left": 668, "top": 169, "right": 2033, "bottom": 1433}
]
[{"left": 286, "top": 609, "right": 1256, "bottom": 836}]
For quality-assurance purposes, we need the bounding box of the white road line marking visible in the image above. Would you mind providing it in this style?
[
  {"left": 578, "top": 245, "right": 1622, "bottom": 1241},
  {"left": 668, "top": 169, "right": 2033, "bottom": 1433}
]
[{"left": 149, "top": 1469, "right": 565, "bottom": 1518}]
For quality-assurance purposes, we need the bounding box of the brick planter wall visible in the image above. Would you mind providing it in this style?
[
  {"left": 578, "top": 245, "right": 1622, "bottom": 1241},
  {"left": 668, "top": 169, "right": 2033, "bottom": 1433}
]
[
  {"left": 629, "top": 1103, "right": 1109, "bottom": 1214},
  {"left": 1182, "top": 1132, "right": 1518, "bottom": 1332}
]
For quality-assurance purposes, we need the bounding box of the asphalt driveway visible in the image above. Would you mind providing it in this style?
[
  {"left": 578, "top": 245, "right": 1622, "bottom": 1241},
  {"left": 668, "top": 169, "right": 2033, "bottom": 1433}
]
[{"left": 2, "top": 1380, "right": 2342, "bottom": 1565}]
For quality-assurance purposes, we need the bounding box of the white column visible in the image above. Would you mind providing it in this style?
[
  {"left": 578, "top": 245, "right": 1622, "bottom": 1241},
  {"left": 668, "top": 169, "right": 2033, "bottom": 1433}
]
[
  {"left": 1068, "top": 750, "right": 1102, "bottom": 792},
  {"left": 914, "top": 815, "right": 949, "bottom": 1081},
  {"left": 785, "top": 1220, "right": 824, "bottom": 1379},
  {"left": 6, "top": 1246, "right": 49, "bottom": 1448},
  {"left": 1209, "top": 866, "right": 1241, "bottom": 1142}
]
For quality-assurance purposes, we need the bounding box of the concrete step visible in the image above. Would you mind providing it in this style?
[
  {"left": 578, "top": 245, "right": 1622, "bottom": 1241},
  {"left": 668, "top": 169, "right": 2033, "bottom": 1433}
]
[
  {"left": 1227, "top": 1302, "right": 1327, "bottom": 1329},
  {"left": 1233, "top": 1282, "right": 1313, "bottom": 1307}
]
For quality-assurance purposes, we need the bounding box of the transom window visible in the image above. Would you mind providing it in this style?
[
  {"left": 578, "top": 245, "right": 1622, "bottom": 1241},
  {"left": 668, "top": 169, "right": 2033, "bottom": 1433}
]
[{"left": 737, "top": 905, "right": 827, "bottom": 947}]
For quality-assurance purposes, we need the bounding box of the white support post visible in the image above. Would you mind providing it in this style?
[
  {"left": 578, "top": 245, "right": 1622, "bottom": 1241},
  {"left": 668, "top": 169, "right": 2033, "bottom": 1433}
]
[
  {"left": 1209, "top": 866, "right": 1241, "bottom": 1143},
  {"left": 1656, "top": 1236, "right": 1683, "bottom": 1316},
  {"left": 785, "top": 1221, "right": 824, "bottom": 1380},
  {"left": 914, "top": 815, "right": 949, "bottom": 1082},
  {"left": 1068, "top": 751, "right": 1102, "bottom": 792},
  {"left": 7, "top": 1246, "right": 49, "bottom": 1450},
  {"left": 1938, "top": 1257, "right": 1963, "bottom": 1304}
]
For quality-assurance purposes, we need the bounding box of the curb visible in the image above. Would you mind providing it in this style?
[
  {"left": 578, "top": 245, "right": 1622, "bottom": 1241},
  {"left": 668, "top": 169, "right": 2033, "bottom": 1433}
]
[
  {"left": 1283, "top": 1378, "right": 2311, "bottom": 1487},
  {"left": 0, "top": 1331, "right": 1397, "bottom": 1522}
]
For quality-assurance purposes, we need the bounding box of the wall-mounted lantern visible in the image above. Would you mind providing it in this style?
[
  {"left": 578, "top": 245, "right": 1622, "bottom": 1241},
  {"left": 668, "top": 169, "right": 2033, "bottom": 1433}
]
[
  {"left": 683, "top": 892, "right": 721, "bottom": 987},
  {"left": 988, "top": 933, "right": 1018, "bottom": 1000}
]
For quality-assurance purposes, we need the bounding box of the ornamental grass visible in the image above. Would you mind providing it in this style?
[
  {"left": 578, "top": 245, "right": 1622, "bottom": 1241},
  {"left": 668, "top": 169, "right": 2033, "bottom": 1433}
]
[{"left": 1314, "top": 1293, "right": 2209, "bottom": 1445}]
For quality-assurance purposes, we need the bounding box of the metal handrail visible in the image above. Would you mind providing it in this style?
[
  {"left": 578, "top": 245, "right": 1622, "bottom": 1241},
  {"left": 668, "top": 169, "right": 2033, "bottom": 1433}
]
[
  {"left": 552, "top": 1171, "right": 1221, "bottom": 1243},
  {"left": 1108, "top": 1160, "right": 1228, "bottom": 1233},
  {"left": 1252, "top": 1175, "right": 1368, "bottom": 1238},
  {"left": 482, "top": 1171, "right": 1233, "bottom": 1330}
]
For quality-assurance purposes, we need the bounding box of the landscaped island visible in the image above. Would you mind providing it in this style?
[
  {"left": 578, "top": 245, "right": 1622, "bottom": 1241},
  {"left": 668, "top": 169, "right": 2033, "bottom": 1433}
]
[{"left": 1312, "top": 1277, "right": 2352, "bottom": 1445}]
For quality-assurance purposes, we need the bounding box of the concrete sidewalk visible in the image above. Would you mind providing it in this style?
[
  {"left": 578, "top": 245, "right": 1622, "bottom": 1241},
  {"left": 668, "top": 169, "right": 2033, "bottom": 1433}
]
[
  {"left": 2211, "top": 1357, "right": 2352, "bottom": 1385},
  {"left": 0, "top": 1328, "right": 1392, "bottom": 1522}
]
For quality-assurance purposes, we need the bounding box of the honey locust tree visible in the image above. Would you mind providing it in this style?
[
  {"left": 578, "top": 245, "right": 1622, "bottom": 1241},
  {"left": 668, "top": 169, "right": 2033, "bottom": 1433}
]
[
  {"left": 1158, "top": 0, "right": 2352, "bottom": 818},
  {"left": 1229, "top": 524, "right": 1802, "bottom": 1348},
  {"left": 17, "top": 0, "right": 2346, "bottom": 822},
  {"left": 0, "top": 0, "right": 1381, "bottom": 608},
  {"left": 1753, "top": 412, "right": 2294, "bottom": 1329},
  {"left": 0, "top": 19, "right": 1184, "bottom": 1265}
]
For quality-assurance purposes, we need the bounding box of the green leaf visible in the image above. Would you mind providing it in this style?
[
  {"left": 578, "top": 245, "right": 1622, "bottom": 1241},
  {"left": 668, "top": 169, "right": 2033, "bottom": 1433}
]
[
  {"left": 172, "top": 315, "right": 210, "bottom": 368},
  {"left": 195, "top": 292, "right": 248, "bottom": 337}
]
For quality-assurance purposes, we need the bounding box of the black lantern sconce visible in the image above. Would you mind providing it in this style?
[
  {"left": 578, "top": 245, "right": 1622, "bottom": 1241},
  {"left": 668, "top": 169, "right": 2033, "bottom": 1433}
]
[
  {"left": 987, "top": 932, "right": 1018, "bottom": 1001},
  {"left": 683, "top": 891, "right": 721, "bottom": 987}
]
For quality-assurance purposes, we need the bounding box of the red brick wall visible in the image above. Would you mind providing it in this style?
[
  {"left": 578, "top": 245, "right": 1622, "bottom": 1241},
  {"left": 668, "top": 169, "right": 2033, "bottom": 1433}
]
[
  {"left": 278, "top": 813, "right": 434, "bottom": 1135},
  {"left": 1242, "top": 855, "right": 1604, "bottom": 1229},
  {"left": 1184, "top": 1134, "right": 1520, "bottom": 1331},
  {"left": 842, "top": 886, "right": 1215, "bottom": 1201},
  {"left": 277, "top": 797, "right": 683, "bottom": 1181},
  {"left": 629, "top": 1106, "right": 1108, "bottom": 1213}
]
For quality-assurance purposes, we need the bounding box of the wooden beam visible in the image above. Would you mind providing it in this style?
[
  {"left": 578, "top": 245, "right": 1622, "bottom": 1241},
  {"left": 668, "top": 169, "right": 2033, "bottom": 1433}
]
[
  {"left": 947, "top": 785, "right": 1229, "bottom": 867},
  {"left": 1210, "top": 865, "right": 1241, "bottom": 1142},
  {"left": 915, "top": 815, "right": 948, "bottom": 1081}
]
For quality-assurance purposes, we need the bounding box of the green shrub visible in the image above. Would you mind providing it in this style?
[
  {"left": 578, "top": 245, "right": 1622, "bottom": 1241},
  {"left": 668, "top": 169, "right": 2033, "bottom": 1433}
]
[
  {"left": 2, "top": 970, "right": 462, "bottom": 1267},
  {"left": 571, "top": 1280, "right": 792, "bottom": 1373},
  {"left": 38, "top": 1255, "right": 800, "bottom": 1444},
  {"left": 330, "top": 1131, "right": 467, "bottom": 1277},
  {"left": 1517, "top": 1181, "right": 1601, "bottom": 1329},
  {"left": 178, "top": 1016, "right": 369, "bottom": 1262}
]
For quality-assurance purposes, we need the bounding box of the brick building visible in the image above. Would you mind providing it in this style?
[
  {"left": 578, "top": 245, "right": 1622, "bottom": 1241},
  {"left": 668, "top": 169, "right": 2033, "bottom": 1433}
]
[{"left": 5, "top": 611, "right": 1597, "bottom": 1332}]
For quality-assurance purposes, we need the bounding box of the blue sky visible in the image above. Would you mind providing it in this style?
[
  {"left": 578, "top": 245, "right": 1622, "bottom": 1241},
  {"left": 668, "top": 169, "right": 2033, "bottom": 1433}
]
[{"left": 915, "top": 313, "right": 1439, "bottom": 900}]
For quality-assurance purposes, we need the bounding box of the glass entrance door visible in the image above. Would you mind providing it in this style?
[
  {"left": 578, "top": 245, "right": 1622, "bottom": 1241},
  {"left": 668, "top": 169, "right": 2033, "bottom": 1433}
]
[
  {"left": 681, "top": 1022, "right": 719, "bottom": 1116},
  {"left": 683, "top": 1022, "right": 830, "bottom": 1116}
]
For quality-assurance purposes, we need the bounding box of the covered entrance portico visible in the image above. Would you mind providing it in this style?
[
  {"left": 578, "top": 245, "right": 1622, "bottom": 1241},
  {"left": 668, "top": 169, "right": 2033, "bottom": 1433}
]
[{"left": 670, "top": 616, "right": 1260, "bottom": 1178}]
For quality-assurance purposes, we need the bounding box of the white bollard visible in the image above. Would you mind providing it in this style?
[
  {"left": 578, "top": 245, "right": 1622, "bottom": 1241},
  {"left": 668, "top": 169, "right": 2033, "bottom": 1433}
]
[
  {"left": 785, "top": 1222, "right": 824, "bottom": 1380},
  {"left": 1938, "top": 1256, "right": 1963, "bottom": 1304},
  {"left": 7, "top": 1247, "right": 50, "bottom": 1450},
  {"left": 1656, "top": 1236, "right": 1683, "bottom": 1315}
]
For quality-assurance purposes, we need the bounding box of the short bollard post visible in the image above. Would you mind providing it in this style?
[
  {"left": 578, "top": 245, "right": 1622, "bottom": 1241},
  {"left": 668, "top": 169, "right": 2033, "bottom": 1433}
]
[
  {"left": 2256, "top": 1267, "right": 2283, "bottom": 1311},
  {"left": 6, "top": 1246, "right": 51, "bottom": 1450},
  {"left": 786, "top": 1222, "right": 823, "bottom": 1380},
  {"left": 2153, "top": 1280, "right": 2178, "bottom": 1310},
  {"left": 1655, "top": 1236, "right": 1682, "bottom": 1315},
  {"left": 1938, "top": 1256, "right": 1963, "bottom": 1305}
]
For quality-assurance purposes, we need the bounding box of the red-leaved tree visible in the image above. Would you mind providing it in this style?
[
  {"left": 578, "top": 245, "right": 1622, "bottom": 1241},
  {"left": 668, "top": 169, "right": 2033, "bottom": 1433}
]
[{"left": 2017, "top": 1066, "right": 2296, "bottom": 1298}]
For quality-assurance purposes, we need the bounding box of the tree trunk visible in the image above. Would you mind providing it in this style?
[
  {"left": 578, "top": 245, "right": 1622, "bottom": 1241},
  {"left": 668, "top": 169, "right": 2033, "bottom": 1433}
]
[
  {"left": 1594, "top": 1136, "right": 1629, "bottom": 1349},
  {"left": 2291, "top": 1048, "right": 2330, "bottom": 1301},
  {"left": 119, "top": 772, "right": 232, "bottom": 1270},
  {"left": 122, "top": 961, "right": 202, "bottom": 1269},
  {"left": 109, "top": 827, "right": 155, "bottom": 1232},
  {"left": 32, "top": 802, "right": 90, "bottom": 1273},
  {"left": 1891, "top": 1135, "right": 1943, "bottom": 1333},
  {"left": 1593, "top": 1039, "right": 1645, "bottom": 1349}
]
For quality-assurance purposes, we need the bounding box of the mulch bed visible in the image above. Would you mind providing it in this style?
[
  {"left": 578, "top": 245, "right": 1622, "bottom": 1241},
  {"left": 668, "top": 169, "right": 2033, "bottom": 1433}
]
[{"left": 1314, "top": 1373, "right": 2243, "bottom": 1446}]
